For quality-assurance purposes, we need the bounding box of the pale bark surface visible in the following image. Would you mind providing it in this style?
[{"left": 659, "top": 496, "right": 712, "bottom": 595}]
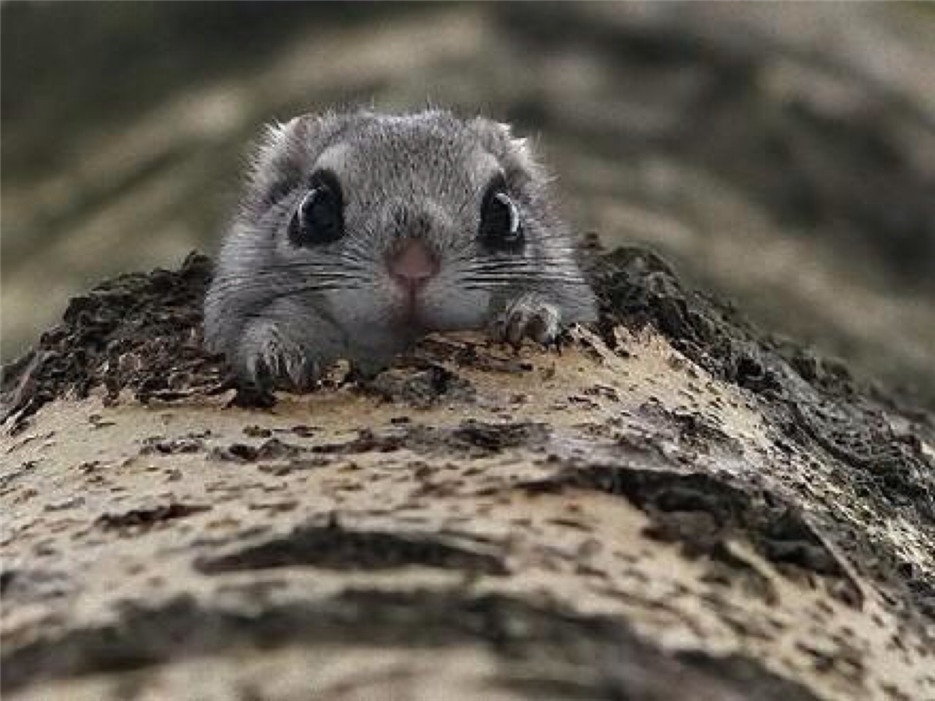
[{"left": 2, "top": 249, "right": 933, "bottom": 700}]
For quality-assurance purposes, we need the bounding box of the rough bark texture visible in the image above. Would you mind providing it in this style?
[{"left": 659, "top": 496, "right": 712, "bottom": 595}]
[{"left": 2, "top": 248, "right": 933, "bottom": 700}]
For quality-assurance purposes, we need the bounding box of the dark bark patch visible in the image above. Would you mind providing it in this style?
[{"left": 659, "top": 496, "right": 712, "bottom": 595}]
[
  {"left": 95, "top": 503, "right": 211, "bottom": 532},
  {"left": 0, "top": 590, "right": 821, "bottom": 701},
  {"left": 194, "top": 521, "right": 508, "bottom": 576},
  {"left": 364, "top": 364, "right": 476, "bottom": 407},
  {"left": 523, "top": 465, "right": 862, "bottom": 607},
  {"left": 209, "top": 438, "right": 305, "bottom": 463},
  {"left": 2, "top": 253, "right": 221, "bottom": 433}
]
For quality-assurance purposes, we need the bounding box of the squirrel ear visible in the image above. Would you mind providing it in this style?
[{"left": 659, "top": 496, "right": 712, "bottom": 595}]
[
  {"left": 245, "top": 117, "right": 308, "bottom": 212},
  {"left": 467, "top": 117, "right": 543, "bottom": 185},
  {"left": 245, "top": 113, "right": 347, "bottom": 213}
]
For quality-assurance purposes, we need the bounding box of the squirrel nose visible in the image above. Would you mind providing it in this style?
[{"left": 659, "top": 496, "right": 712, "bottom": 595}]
[{"left": 389, "top": 239, "right": 439, "bottom": 289}]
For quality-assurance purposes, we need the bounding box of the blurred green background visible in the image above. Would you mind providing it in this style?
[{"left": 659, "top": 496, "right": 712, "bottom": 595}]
[{"left": 2, "top": 2, "right": 934, "bottom": 404}]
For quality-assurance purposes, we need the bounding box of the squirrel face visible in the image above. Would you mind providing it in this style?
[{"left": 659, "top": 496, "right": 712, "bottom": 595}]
[{"left": 205, "top": 110, "right": 596, "bottom": 388}]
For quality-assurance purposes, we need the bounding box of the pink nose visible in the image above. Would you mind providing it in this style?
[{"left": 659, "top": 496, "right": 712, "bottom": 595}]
[{"left": 389, "top": 240, "right": 439, "bottom": 289}]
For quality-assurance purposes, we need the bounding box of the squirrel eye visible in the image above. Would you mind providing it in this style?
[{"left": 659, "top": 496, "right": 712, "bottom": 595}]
[
  {"left": 479, "top": 177, "right": 524, "bottom": 252},
  {"left": 288, "top": 170, "right": 344, "bottom": 247}
]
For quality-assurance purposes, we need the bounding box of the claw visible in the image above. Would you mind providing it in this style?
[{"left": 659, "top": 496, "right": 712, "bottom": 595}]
[
  {"left": 493, "top": 294, "right": 562, "bottom": 348},
  {"left": 287, "top": 353, "right": 319, "bottom": 393},
  {"left": 240, "top": 329, "right": 319, "bottom": 393},
  {"left": 505, "top": 310, "right": 527, "bottom": 347}
]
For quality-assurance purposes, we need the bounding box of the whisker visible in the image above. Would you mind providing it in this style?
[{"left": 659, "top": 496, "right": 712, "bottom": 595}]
[{"left": 206, "top": 277, "right": 364, "bottom": 297}]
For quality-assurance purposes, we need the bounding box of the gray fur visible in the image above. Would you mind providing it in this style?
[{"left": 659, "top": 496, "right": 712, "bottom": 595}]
[{"left": 204, "top": 109, "right": 597, "bottom": 389}]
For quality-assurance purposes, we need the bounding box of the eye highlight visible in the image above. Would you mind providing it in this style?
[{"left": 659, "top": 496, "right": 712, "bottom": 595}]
[
  {"left": 288, "top": 170, "right": 344, "bottom": 247},
  {"left": 479, "top": 175, "right": 524, "bottom": 252}
]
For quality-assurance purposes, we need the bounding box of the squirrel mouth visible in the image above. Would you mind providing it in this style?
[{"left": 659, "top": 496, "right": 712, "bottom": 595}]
[
  {"left": 387, "top": 238, "right": 439, "bottom": 329},
  {"left": 395, "top": 291, "right": 430, "bottom": 330}
]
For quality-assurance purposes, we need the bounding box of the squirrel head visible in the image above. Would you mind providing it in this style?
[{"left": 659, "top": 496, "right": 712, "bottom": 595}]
[{"left": 206, "top": 109, "right": 595, "bottom": 369}]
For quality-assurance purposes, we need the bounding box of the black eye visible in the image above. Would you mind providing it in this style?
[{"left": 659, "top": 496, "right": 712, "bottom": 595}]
[
  {"left": 288, "top": 170, "right": 344, "bottom": 247},
  {"left": 479, "top": 176, "right": 524, "bottom": 252}
]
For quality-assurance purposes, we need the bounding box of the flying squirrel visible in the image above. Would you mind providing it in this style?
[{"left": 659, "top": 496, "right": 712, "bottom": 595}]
[{"left": 204, "top": 109, "right": 597, "bottom": 390}]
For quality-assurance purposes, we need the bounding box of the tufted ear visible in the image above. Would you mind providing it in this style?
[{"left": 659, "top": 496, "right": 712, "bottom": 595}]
[
  {"left": 242, "top": 112, "right": 353, "bottom": 216},
  {"left": 465, "top": 117, "right": 545, "bottom": 186}
]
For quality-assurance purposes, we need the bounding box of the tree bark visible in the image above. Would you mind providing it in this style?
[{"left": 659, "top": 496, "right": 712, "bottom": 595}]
[{"left": 2, "top": 249, "right": 932, "bottom": 700}]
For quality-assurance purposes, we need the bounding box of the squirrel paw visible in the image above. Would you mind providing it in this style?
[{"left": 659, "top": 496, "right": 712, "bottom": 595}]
[
  {"left": 492, "top": 294, "right": 562, "bottom": 347},
  {"left": 242, "top": 330, "right": 320, "bottom": 393}
]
